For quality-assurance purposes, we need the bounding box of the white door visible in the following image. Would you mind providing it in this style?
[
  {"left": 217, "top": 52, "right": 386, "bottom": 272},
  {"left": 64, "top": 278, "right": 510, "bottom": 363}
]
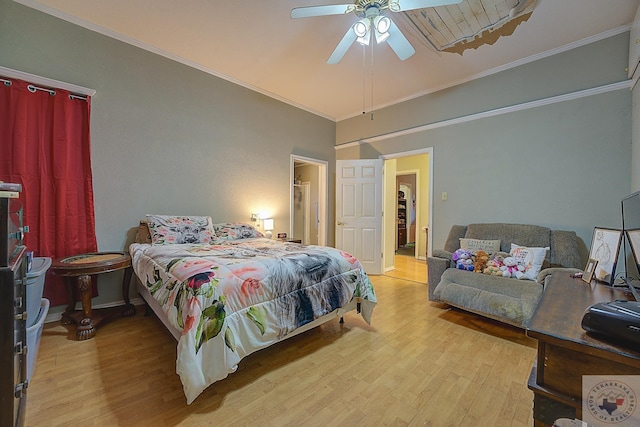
[{"left": 336, "top": 159, "right": 383, "bottom": 275}]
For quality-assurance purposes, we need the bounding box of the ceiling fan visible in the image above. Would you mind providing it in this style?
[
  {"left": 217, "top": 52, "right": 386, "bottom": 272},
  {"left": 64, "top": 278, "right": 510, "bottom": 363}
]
[{"left": 291, "top": 0, "right": 463, "bottom": 64}]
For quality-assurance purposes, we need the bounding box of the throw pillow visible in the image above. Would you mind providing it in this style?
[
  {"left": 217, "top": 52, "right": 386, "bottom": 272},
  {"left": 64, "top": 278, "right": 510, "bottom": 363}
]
[
  {"left": 510, "top": 243, "right": 549, "bottom": 281},
  {"left": 460, "top": 238, "right": 501, "bottom": 255},
  {"left": 214, "top": 222, "right": 264, "bottom": 240},
  {"left": 146, "top": 215, "right": 217, "bottom": 245}
]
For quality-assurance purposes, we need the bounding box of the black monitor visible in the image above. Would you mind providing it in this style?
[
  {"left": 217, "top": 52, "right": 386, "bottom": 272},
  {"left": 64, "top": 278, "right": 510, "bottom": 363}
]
[{"left": 621, "top": 191, "right": 640, "bottom": 291}]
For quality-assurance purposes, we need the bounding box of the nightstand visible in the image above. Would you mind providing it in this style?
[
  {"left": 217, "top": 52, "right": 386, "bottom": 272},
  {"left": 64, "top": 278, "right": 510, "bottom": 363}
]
[{"left": 51, "top": 251, "right": 136, "bottom": 340}]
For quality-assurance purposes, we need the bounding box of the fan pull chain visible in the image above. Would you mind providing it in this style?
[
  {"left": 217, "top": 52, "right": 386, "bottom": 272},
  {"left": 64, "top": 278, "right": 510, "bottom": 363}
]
[
  {"left": 370, "top": 41, "right": 374, "bottom": 121},
  {"left": 362, "top": 44, "right": 366, "bottom": 115}
]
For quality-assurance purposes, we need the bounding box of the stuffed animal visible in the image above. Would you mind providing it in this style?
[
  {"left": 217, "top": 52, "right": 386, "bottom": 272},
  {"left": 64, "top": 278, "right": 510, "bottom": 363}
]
[
  {"left": 483, "top": 261, "right": 502, "bottom": 276},
  {"left": 483, "top": 251, "right": 507, "bottom": 276},
  {"left": 493, "top": 251, "right": 508, "bottom": 266},
  {"left": 500, "top": 256, "right": 525, "bottom": 279},
  {"left": 452, "top": 248, "right": 474, "bottom": 271},
  {"left": 473, "top": 250, "right": 490, "bottom": 273}
]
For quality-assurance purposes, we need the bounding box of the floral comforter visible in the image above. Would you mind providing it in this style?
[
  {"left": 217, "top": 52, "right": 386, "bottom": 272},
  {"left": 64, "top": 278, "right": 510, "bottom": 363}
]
[{"left": 129, "top": 238, "right": 376, "bottom": 404}]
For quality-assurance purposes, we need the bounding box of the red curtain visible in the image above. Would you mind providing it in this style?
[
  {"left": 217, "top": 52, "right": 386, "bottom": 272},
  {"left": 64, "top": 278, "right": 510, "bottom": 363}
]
[{"left": 0, "top": 77, "right": 97, "bottom": 306}]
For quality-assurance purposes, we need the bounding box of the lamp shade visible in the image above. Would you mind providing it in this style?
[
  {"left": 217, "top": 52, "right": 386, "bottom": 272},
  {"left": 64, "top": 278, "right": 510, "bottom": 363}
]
[{"left": 263, "top": 218, "right": 274, "bottom": 239}]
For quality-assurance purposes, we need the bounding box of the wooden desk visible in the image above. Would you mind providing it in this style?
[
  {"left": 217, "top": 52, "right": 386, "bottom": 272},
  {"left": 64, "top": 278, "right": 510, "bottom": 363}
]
[
  {"left": 526, "top": 272, "right": 640, "bottom": 426},
  {"left": 51, "top": 252, "right": 136, "bottom": 340}
]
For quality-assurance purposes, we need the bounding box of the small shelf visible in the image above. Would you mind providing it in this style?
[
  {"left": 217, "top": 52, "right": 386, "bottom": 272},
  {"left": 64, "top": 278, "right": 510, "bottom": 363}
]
[{"left": 397, "top": 197, "right": 407, "bottom": 248}]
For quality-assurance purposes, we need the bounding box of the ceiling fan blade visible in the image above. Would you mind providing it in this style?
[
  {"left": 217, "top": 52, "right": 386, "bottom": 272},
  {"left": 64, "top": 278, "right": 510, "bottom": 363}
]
[
  {"left": 386, "top": 21, "right": 415, "bottom": 61},
  {"left": 291, "top": 4, "right": 354, "bottom": 19},
  {"left": 327, "top": 27, "right": 358, "bottom": 64},
  {"left": 394, "top": 0, "right": 463, "bottom": 11}
]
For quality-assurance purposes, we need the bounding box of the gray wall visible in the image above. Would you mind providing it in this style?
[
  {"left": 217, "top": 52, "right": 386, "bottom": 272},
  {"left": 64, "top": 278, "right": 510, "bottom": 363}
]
[
  {"left": 1, "top": 0, "right": 336, "bottom": 311},
  {"left": 337, "top": 32, "right": 633, "bottom": 261}
]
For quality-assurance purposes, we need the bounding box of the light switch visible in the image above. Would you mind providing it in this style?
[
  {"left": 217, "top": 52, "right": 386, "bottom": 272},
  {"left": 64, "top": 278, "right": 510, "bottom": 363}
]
[{"left": 441, "top": 192, "right": 448, "bottom": 201}]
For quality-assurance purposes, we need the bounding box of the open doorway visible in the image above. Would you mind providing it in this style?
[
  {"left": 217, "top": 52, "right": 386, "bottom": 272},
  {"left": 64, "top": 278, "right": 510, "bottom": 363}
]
[
  {"left": 290, "top": 155, "right": 328, "bottom": 246},
  {"left": 396, "top": 174, "right": 417, "bottom": 258},
  {"left": 381, "top": 148, "right": 433, "bottom": 282}
]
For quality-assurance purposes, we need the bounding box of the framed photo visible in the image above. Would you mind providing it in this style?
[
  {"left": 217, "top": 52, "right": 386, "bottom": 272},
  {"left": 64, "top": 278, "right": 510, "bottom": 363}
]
[
  {"left": 582, "top": 258, "right": 598, "bottom": 283},
  {"left": 588, "top": 227, "right": 622, "bottom": 285}
]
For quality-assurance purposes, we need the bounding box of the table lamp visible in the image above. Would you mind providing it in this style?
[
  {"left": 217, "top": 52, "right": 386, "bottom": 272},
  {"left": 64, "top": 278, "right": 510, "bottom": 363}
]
[{"left": 263, "top": 218, "right": 274, "bottom": 239}]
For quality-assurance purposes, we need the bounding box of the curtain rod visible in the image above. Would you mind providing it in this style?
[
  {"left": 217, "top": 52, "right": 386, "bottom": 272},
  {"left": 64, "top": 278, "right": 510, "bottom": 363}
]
[
  {"left": 0, "top": 66, "right": 95, "bottom": 96},
  {"left": 1, "top": 79, "right": 89, "bottom": 101},
  {"left": 26, "top": 83, "right": 88, "bottom": 101}
]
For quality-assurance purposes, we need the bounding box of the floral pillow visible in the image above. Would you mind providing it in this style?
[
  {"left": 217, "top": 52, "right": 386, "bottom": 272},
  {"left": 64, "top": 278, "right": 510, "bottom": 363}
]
[
  {"left": 510, "top": 243, "right": 549, "bottom": 281},
  {"left": 146, "top": 215, "right": 217, "bottom": 245},
  {"left": 213, "top": 222, "right": 264, "bottom": 240}
]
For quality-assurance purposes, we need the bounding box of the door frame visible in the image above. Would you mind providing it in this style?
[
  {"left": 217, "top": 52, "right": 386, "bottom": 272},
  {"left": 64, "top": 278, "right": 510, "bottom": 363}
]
[
  {"left": 290, "top": 155, "right": 327, "bottom": 246},
  {"left": 381, "top": 147, "right": 434, "bottom": 263}
]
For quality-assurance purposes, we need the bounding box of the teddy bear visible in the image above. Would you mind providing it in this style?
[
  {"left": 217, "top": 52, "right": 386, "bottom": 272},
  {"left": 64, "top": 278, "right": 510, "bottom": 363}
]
[
  {"left": 500, "top": 256, "right": 525, "bottom": 279},
  {"left": 452, "top": 248, "right": 474, "bottom": 271},
  {"left": 483, "top": 262, "right": 502, "bottom": 276},
  {"left": 493, "top": 251, "right": 508, "bottom": 266},
  {"left": 473, "top": 250, "right": 490, "bottom": 273},
  {"left": 483, "top": 251, "right": 507, "bottom": 276}
]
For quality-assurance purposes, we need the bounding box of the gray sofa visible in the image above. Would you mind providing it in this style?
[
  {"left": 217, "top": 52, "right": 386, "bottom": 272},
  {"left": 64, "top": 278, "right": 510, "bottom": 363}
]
[{"left": 428, "top": 223, "right": 583, "bottom": 328}]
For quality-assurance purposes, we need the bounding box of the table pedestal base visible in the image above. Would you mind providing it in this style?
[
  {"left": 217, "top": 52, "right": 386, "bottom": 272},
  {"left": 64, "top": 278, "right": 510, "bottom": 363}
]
[{"left": 60, "top": 266, "right": 136, "bottom": 340}]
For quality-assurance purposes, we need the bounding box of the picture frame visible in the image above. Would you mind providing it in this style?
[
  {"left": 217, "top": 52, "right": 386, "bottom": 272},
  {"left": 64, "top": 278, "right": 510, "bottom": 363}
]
[
  {"left": 588, "top": 227, "right": 623, "bottom": 285},
  {"left": 582, "top": 257, "right": 598, "bottom": 283}
]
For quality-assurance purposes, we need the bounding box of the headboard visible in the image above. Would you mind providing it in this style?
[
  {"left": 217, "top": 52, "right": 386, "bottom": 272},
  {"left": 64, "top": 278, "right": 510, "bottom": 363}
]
[{"left": 135, "top": 220, "right": 152, "bottom": 244}]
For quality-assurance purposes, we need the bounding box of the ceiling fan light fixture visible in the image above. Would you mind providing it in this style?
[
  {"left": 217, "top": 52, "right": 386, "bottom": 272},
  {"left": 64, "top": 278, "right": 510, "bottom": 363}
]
[
  {"left": 353, "top": 19, "right": 369, "bottom": 37},
  {"left": 375, "top": 28, "right": 389, "bottom": 44},
  {"left": 374, "top": 15, "right": 391, "bottom": 34},
  {"left": 353, "top": 18, "right": 371, "bottom": 45},
  {"left": 374, "top": 16, "right": 391, "bottom": 43}
]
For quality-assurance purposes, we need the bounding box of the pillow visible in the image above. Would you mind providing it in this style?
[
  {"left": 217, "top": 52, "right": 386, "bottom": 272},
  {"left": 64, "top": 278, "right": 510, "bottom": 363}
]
[
  {"left": 146, "top": 215, "right": 217, "bottom": 245},
  {"left": 459, "top": 238, "right": 501, "bottom": 254},
  {"left": 510, "top": 243, "right": 549, "bottom": 281},
  {"left": 213, "top": 222, "right": 264, "bottom": 240}
]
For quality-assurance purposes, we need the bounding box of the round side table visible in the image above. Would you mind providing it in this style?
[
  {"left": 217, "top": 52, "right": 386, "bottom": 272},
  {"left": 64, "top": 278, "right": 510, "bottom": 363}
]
[{"left": 51, "top": 251, "right": 136, "bottom": 340}]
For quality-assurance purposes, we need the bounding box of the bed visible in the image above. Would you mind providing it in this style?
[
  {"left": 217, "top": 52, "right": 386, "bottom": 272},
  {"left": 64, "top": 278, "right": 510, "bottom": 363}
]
[{"left": 129, "top": 215, "right": 377, "bottom": 404}]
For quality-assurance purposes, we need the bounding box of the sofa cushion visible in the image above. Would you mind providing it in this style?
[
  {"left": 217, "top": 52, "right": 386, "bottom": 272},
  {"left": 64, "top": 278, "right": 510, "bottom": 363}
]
[
  {"left": 443, "top": 225, "right": 468, "bottom": 252},
  {"left": 549, "top": 230, "right": 582, "bottom": 268},
  {"left": 465, "top": 223, "right": 551, "bottom": 253},
  {"left": 433, "top": 268, "right": 544, "bottom": 328}
]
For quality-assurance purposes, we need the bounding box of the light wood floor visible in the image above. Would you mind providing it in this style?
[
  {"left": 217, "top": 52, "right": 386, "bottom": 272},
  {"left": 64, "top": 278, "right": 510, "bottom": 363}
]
[
  {"left": 384, "top": 254, "right": 428, "bottom": 283},
  {"left": 25, "top": 258, "right": 537, "bottom": 426}
]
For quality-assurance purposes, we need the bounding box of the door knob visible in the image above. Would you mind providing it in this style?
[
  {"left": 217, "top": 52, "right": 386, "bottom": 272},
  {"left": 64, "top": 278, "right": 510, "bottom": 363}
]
[{"left": 337, "top": 221, "right": 345, "bottom": 226}]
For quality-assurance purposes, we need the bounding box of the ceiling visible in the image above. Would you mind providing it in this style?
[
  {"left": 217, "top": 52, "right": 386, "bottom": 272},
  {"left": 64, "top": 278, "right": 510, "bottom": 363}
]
[{"left": 17, "top": 0, "right": 640, "bottom": 121}]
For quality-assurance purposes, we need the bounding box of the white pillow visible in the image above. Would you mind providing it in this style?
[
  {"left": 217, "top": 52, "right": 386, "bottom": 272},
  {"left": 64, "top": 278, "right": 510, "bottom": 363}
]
[{"left": 510, "top": 243, "right": 549, "bottom": 281}]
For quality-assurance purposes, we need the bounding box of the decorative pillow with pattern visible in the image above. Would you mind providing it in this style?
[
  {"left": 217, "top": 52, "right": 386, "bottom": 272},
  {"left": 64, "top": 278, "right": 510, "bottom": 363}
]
[
  {"left": 510, "top": 243, "right": 549, "bottom": 281},
  {"left": 214, "top": 222, "right": 264, "bottom": 240},
  {"left": 146, "top": 215, "right": 217, "bottom": 245},
  {"left": 459, "top": 238, "right": 502, "bottom": 255}
]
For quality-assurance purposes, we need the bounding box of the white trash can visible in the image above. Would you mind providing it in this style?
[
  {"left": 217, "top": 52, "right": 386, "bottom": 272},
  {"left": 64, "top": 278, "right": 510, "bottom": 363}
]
[
  {"left": 25, "top": 257, "right": 51, "bottom": 327},
  {"left": 26, "top": 298, "right": 50, "bottom": 381}
]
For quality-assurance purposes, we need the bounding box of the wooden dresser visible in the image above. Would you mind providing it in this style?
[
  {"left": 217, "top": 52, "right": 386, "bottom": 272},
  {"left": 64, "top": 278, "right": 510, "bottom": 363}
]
[
  {"left": 0, "top": 184, "right": 28, "bottom": 427},
  {"left": 526, "top": 272, "right": 640, "bottom": 426}
]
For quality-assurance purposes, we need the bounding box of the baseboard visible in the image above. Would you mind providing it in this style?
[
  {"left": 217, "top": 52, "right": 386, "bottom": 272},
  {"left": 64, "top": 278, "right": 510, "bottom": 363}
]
[{"left": 43, "top": 297, "right": 146, "bottom": 324}]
